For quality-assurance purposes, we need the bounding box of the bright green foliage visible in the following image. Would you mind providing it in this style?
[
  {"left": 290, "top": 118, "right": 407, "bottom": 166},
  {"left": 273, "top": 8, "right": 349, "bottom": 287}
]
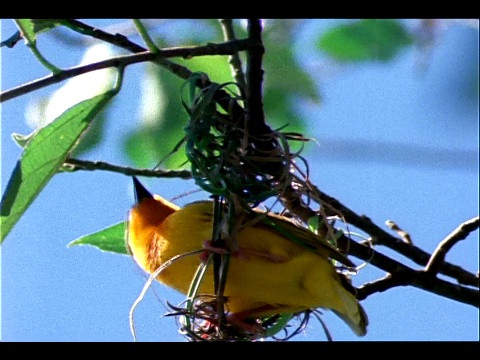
[
  {"left": 124, "top": 55, "right": 235, "bottom": 170},
  {"left": 263, "top": 39, "right": 320, "bottom": 134},
  {"left": 1, "top": 19, "right": 417, "bottom": 247},
  {"left": 71, "top": 111, "right": 111, "bottom": 157},
  {"left": 0, "top": 91, "right": 116, "bottom": 242},
  {"left": 68, "top": 222, "right": 128, "bottom": 254},
  {"left": 317, "top": 19, "right": 413, "bottom": 62},
  {"left": 15, "top": 19, "right": 65, "bottom": 39},
  {"left": 123, "top": 63, "right": 189, "bottom": 169},
  {"left": 14, "top": 19, "right": 62, "bottom": 73},
  {"left": 11, "top": 132, "right": 36, "bottom": 149}
]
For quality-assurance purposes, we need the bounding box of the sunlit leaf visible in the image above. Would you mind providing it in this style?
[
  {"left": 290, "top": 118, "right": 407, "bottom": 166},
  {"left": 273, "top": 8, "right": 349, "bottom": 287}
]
[
  {"left": 11, "top": 132, "right": 36, "bottom": 149},
  {"left": 179, "top": 55, "right": 235, "bottom": 86},
  {"left": 23, "top": 44, "right": 117, "bottom": 156},
  {"left": 264, "top": 37, "right": 319, "bottom": 101},
  {"left": 262, "top": 35, "right": 320, "bottom": 135},
  {"left": 68, "top": 222, "right": 128, "bottom": 255},
  {"left": 70, "top": 109, "right": 110, "bottom": 157},
  {"left": 13, "top": 19, "right": 64, "bottom": 42},
  {"left": 123, "top": 63, "right": 189, "bottom": 169},
  {"left": 0, "top": 91, "right": 116, "bottom": 243},
  {"left": 316, "top": 19, "right": 413, "bottom": 62},
  {"left": 14, "top": 19, "right": 38, "bottom": 43},
  {"left": 31, "top": 19, "right": 65, "bottom": 34},
  {"left": 124, "top": 56, "right": 234, "bottom": 170}
]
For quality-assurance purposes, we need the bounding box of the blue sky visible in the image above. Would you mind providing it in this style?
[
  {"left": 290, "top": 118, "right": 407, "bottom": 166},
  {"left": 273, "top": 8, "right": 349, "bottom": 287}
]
[{"left": 1, "top": 19, "right": 478, "bottom": 341}]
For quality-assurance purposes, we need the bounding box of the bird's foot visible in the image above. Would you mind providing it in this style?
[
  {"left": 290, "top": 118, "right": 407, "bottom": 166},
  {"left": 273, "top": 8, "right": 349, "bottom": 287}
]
[
  {"left": 199, "top": 240, "right": 289, "bottom": 263},
  {"left": 225, "top": 312, "right": 264, "bottom": 336},
  {"left": 199, "top": 240, "right": 247, "bottom": 262},
  {"left": 225, "top": 304, "right": 279, "bottom": 337}
]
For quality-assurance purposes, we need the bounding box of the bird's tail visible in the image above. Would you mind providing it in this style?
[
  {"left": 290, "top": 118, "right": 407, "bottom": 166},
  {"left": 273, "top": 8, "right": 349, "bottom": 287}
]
[
  {"left": 331, "top": 302, "right": 368, "bottom": 337},
  {"left": 331, "top": 273, "right": 368, "bottom": 337}
]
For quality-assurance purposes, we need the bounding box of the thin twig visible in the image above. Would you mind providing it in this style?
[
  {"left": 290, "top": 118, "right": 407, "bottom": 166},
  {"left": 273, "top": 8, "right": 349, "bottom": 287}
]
[
  {"left": 424, "top": 216, "right": 480, "bottom": 275},
  {"left": 59, "top": 19, "right": 197, "bottom": 106},
  {"left": 62, "top": 18, "right": 251, "bottom": 99},
  {"left": 348, "top": 237, "right": 479, "bottom": 307},
  {"left": 277, "top": 181, "right": 479, "bottom": 306},
  {"left": 62, "top": 19, "right": 147, "bottom": 52},
  {"left": 1, "top": 30, "right": 22, "bottom": 48},
  {"left": 14, "top": 20, "right": 62, "bottom": 74},
  {"left": 59, "top": 20, "right": 252, "bottom": 138},
  {"left": 63, "top": 158, "right": 192, "bottom": 179},
  {"left": 279, "top": 179, "right": 479, "bottom": 289},
  {"left": 1, "top": 51, "right": 148, "bottom": 103},
  {"left": 386, "top": 219, "right": 413, "bottom": 244},
  {"left": 357, "top": 273, "right": 411, "bottom": 298},
  {"left": 357, "top": 270, "right": 479, "bottom": 308},
  {"left": 1, "top": 39, "right": 254, "bottom": 103},
  {"left": 219, "top": 19, "right": 246, "bottom": 91},
  {"left": 310, "top": 184, "right": 479, "bottom": 288}
]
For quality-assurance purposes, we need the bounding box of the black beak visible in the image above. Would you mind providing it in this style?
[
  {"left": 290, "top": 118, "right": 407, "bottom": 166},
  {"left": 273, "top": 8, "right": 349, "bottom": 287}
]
[{"left": 132, "top": 177, "right": 153, "bottom": 203}]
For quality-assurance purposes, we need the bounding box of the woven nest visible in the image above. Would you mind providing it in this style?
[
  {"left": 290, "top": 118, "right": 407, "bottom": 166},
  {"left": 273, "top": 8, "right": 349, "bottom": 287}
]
[
  {"left": 156, "top": 73, "right": 352, "bottom": 341},
  {"left": 165, "top": 296, "right": 332, "bottom": 342}
]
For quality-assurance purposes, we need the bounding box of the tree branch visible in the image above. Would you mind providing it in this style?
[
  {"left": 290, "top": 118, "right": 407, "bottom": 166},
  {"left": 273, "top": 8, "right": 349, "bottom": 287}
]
[
  {"left": 63, "top": 19, "right": 252, "bottom": 127},
  {"left": 5, "top": 19, "right": 478, "bottom": 311},
  {"left": 310, "top": 184, "right": 479, "bottom": 288},
  {"left": 63, "top": 156, "right": 479, "bottom": 307},
  {"left": 1, "top": 39, "right": 254, "bottom": 103},
  {"left": 356, "top": 270, "right": 479, "bottom": 307},
  {"left": 52, "top": 20, "right": 255, "bottom": 141},
  {"left": 63, "top": 158, "right": 192, "bottom": 179},
  {"left": 62, "top": 19, "right": 147, "bottom": 53},
  {"left": 219, "top": 19, "right": 246, "bottom": 91},
  {"left": 60, "top": 19, "right": 196, "bottom": 82},
  {"left": 425, "top": 217, "right": 480, "bottom": 275},
  {"left": 245, "top": 19, "right": 267, "bottom": 135},
  {"left": 1, "top": 52, "right": 151, "bottom": 103}
]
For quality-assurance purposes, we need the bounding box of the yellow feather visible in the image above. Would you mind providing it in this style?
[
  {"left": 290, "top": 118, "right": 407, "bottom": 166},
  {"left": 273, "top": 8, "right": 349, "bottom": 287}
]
[{"left": 127, "top": 182, "right": 368, "bottom": 337}]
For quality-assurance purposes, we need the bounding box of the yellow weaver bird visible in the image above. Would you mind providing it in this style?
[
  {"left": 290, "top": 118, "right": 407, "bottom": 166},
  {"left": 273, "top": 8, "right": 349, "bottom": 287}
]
[{"left": 127, "top": 177, "right": 368, "bottom": 337}]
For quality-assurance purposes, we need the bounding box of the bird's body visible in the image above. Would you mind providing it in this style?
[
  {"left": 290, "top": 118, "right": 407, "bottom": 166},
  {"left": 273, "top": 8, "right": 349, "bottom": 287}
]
[{"left": 127, "top": 178, "right": 368, "bottom": 336}]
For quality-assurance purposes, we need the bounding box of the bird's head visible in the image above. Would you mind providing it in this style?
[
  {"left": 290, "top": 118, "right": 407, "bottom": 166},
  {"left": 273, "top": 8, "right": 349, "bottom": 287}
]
[{"left": 127, "top": 177, "right": 180, "bottom": 269}]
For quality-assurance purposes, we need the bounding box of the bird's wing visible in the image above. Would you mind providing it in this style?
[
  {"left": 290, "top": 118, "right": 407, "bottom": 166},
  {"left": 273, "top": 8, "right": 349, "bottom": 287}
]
[
  {"left": 253, "top": 210, "right": 357, "bottom": 268},
  {"left": 184, "top": 201, "right": 357, "bottom": 268}
]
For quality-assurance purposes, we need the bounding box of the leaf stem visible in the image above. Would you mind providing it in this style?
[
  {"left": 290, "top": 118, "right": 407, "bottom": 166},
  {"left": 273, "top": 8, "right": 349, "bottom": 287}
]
[
  {"left": 132, "top": 19, "right": 160, "bottom": 53},
  {"left": 14, "top": 19, "right": 62, "bottom": 74}
]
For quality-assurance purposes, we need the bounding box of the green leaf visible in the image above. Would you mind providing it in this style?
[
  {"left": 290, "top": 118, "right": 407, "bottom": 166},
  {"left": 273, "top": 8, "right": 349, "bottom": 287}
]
[
  {"left": 0, "top": 91, "right": 116, "bottom": 243},
  {"left": 11, "top": 132, "right": 37, "bottom": 149},
  {"left": 262, "top": 314, "right": 294, "bottom": 338},
  {"left": 316, "top": 19, "right": 413, "bottom": 62},
  {"left": 68, "top": 222, "right": 128, "bottom": 255},
  {"left": 14, "top": 19, "right": 65, "bottom": 41},
  {"left": 70, "top": 107, "right": 111, "bottom": 157},
  {"left": 31, "top": 19, "right": 65, "bottom": 34},
  {"left": 179, "top": 55, "right": 234, "bottom": 86},
  {"left": 123, "top": 63, "right": 189, "bottom": 169},
  {"left": 262, "top": 37, "right": 320, "bottom": 135},
  {"left": 14, "top": 19, "right": 38, "bottom": 43},
  {"left": 124, "top": 55, "right": 235, "bottom": 170},
  {"left": 264, "top": 41, "right": 319, "bottom": 101},
  {"left": 14, "top": 19, "right": 61, "bottom": 73}
]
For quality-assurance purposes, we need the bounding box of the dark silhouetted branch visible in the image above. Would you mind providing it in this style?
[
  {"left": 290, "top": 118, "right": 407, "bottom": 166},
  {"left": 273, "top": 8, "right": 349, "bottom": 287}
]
[{"left": 63, "top": 158, "right": 192, "bottom": 179}]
